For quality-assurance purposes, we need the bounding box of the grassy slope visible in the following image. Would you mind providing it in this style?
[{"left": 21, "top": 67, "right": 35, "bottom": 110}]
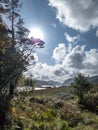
[{"left": 5, "top": 87, "right": 98, "bottom": 130}]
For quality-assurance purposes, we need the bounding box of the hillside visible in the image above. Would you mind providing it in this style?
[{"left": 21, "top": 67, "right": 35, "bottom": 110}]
[
  {"left": 5, "top": 86, "right": 98, "bottom": 130},
  {"left": 35, "top": 80, "right": 61, "bottom": 86},
  {"left": 88, "top": 75, "right": 98, "bottom": 84},
  {"left": 34, "top": 76, "right": 98, "bottom": 88}
]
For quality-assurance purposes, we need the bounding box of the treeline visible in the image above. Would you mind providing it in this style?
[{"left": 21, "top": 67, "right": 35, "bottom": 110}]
[{"left": 17, "top": 77, "right": 35, "bottom": 88}]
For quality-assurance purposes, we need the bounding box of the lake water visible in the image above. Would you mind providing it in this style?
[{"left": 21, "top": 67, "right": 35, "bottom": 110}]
[{"left": 34, "top": 87, "right": 46, "bottom": 90}]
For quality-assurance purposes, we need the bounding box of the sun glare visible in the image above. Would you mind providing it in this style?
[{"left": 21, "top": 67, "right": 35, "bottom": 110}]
[{"left": 29, "top": 27, "right": 44, "bottom": 40}]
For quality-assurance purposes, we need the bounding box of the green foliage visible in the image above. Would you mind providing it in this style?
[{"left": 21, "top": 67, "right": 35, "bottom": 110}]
[
  {"left": 0, "top": 23, "right": 12, "bottom": 53},
  {"left": 24, "top": 78, "right": 35, "bottom": 89},
  {"left": 4, "top": 89, "right": 81, "bottom": 130},
  {"left": 79, "top": 84, "right": 98, "bottom": 113},
  {"left": 71, "top": 74, "right": 98, "bottom": 113},
  {"left": 54, "top": 101, "right": 64, "bottom": 109},
  {"left": 0, "top": 0, "right": 32, "bottom": 100},
  {"left": 3, "top": 86, "right": 98, "bottom": 130},
  {"left": 0, "top": 0, "right": 26, "bottom": 100},
  {"left": 0, "top": 0, "right": 44, "bottom": 99},
  {"left": 0, "top": 0, "right": 45, "bottom": 129},
  {"left": 71, "top": 73, "right": 91, "bottom": 103},
  {"left": 17, "top": 77, "right": 35, "bottom": 88}
]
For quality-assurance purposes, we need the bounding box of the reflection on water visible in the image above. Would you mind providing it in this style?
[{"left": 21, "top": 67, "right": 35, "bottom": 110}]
[{"left": 34, "top": 87, "right": 46, "bottom": 90}]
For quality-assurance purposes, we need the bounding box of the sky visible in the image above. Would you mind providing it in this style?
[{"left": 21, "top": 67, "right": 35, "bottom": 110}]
[{"left": 21, "top": 0, "right": 98, "bottom": 83}]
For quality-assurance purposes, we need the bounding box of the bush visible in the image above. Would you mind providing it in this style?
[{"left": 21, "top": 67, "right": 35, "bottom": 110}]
[
  {"left": 54, "top": 101, "right": 64, "bottom": 109},
  {"left": 71, "top": 74, "right": 98, "bottom": 113},
  {"left": 81, "top": 93, "right": 98, "bottom": 113}
]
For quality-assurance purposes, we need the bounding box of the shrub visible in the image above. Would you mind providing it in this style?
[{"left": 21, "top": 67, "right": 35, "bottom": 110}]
[
  {"left": 81, "top": 93, "right": 98, "bottom": 113},
  {"left": 54, "top": 101, "right": 64, "bottom": 109}
]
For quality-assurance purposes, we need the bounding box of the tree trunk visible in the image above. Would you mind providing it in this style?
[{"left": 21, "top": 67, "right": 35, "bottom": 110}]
[
  {"left": 0, "top": 110, "right": 5, "bottom": 130},
  {"left": 9, "top": 82, "right": 15, "bottom": 97}
]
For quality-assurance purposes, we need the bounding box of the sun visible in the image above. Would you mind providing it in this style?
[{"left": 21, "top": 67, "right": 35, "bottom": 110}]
[{"left": 28, "top": 27, "right": 44, "bottom": 40}]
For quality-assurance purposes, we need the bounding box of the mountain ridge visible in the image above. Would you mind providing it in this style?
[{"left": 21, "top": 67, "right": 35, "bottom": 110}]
[
  {"left": 63, "top": 75, "right": 98, "bottom": 86},
  {"left": 35, "top": 79, "right": 61, "bottom": 87},
  {"left": 35, "top": 75, "right": 98, "bottom": 87}
]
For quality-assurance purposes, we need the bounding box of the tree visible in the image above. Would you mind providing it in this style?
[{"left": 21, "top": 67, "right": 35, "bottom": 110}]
[
  {"left": 0, "top": 1, "right": 45, "bottom": 129},
  {"left": 71, "top": 73, "right": 91, "bottom": 103},
  {"left": 0, "top": 0, "right": 24, "bottom": 97},
  {"left": 0, "top": 0, "right": 45, "bottom": 97},
  {"left": 0, "top": 21, "right": 24, "bottom": 97}
]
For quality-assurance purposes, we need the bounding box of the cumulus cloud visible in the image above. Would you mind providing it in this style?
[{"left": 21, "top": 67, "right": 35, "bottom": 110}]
[
  {"left": 83, "top": 49, "right": 98, "bottom": 67},
  {"left": 54, "top": 67, "right": 68, "bottom": 76},
  {"left": 52, "top": 43, "right": 66, "bottom": 63},
  {"left": 63, "top": 45, "right": 85, "bottom": 69},
  {"left": 65, "top": 32, "right": 80, "bottom": 43},
  {"left": 48, "top": 0, "right": 98, "bottom": 32},
  {"left": 24, "top": 43, "right": 98, "bottom": 83}
]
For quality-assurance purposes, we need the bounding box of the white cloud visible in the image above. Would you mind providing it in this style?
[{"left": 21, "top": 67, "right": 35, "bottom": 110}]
[
  {"left": 24, "top": 43, "right": 98, "bottom": 83},
  {"left": 49, "top": 0, "right": 98, "bottom": 32},
  {"left": 51, "top": 23, "right": 56, "bottom": 28},
  {"left": 65, "top": 32, "right": 80, "bottom": 43},
  {"left": 83, "top": 49, "right": 98, "bottom": 67},
  {"left": 52, "top": 43, "right": 66, "bottom": 63},
  {"left": 63, "top": 45, "right": 85, "bottom": 69}
]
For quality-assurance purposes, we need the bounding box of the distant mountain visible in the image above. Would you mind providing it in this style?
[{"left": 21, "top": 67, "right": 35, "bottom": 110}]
[
  {"left": 62, "top": 78, "right": 74, "bottom": 86},
  {"left": 34, "top": 75, "right": 98, "bottom": 87},
  {"left": 62, "top": 75, "right": 98, "bottom": 86},
  {"left": 35, "top": 80, "right": 61, "bottom": 87},
  {"left": 88, "top": 75, "right": 98, "bottom": 84}
]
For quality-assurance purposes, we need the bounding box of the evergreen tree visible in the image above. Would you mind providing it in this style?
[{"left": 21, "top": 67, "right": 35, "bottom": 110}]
[
  {"left": 71, "top": 73, "right": 91, "bottom": 103},
  {"left": 0, "top": 0, "right": 45, "bottom": 97},
  {"left": 0, "top": 1, "right": 44, "bottom": 129}
]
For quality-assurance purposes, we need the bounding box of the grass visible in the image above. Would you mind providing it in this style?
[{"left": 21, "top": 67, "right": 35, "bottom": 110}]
[{"left": 4, "top": 86, "right": 98, "bottom": 130}]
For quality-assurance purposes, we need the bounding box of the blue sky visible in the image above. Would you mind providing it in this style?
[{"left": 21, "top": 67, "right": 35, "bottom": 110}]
[{"left": 21, "top": 0, "right": 98, "bottom": 82}]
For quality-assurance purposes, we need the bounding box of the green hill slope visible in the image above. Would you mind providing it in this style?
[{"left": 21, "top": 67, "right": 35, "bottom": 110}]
[{"left": 5, "top": 86, "right": 98, "bottom": 130}]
